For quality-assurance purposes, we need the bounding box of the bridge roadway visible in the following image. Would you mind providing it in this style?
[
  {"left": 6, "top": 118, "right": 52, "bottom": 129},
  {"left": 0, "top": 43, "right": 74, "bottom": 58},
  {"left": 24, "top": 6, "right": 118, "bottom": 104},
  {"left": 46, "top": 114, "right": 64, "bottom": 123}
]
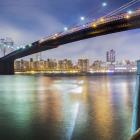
[{"left": 1, "top": 11, "right": 140, "bottom": 74}]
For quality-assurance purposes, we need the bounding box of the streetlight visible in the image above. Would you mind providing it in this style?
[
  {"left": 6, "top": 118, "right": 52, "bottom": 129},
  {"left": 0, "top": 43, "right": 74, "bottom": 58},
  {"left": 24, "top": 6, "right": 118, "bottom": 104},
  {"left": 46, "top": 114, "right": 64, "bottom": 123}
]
[
  {"left": 80, "top": 16, "right": 85, "bottom": 21},
  {"left": 128, "top": 10, "right": 133, "bottom": 15},
  {"left": 102, "top": 2, "right": 107, "bottom": 7},
  {"left": 64, "top": 27, "right": 68, "bottom": 31}
]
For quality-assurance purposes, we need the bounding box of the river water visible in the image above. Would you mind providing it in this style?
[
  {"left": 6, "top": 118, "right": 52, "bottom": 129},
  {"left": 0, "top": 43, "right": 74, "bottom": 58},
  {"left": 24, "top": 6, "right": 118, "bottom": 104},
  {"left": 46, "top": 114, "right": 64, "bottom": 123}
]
[{"left": 0, "top": 74, "right": 136, "bottom": 140}]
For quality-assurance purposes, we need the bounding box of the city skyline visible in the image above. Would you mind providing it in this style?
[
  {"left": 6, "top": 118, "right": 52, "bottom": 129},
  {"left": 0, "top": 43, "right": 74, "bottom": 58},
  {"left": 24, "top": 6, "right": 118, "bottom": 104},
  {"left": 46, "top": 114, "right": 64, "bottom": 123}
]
[
  {"left": 0, "top": 39, "right": 139, "bottom": 62},
  {"left": 0, "top": 0, "right": 140, "bottom": 61},
  {"left": 15, "top": 57, "right": 136, "bottom": 73}
]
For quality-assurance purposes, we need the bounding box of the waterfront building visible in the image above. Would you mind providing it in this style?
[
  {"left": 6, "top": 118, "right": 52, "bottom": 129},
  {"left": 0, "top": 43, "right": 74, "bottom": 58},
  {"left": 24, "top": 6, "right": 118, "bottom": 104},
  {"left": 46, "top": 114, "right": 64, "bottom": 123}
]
[
  {"left": 91, "top": 60, "right": 102, "bottom": 72},
  {"left": 57, "top": 59, "right": 73, "bottom": 71},
  {"left": 14, "top": 59, "right": 30, "bottom": 72},
  {"left": 77, "top": 59, "right": 89, "bottom": 72},
  {"left": 106, "top": 49, "right": 116, "bottom": 64},
  {"left": 14, "top": 61, "right": 21, "bottom": 72},
  {"left": 45, "top": 59, "right": 57, "bottom": 70},
  {"left": 14, "top": 58, "right": 137, "bottom": 73}
]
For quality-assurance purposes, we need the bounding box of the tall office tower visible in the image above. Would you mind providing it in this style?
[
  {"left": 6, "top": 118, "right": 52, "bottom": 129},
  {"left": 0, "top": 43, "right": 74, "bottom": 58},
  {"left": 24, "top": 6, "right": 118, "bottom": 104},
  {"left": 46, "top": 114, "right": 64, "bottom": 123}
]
[
  {"left": 0, "top": 37, "right": 14, "bottom": 56},
  {"left": 77, "top": 59, "right": 89, "bottom": 72},
  {"left": 106, "top": 49, "right": 116, "bottom": 64}
]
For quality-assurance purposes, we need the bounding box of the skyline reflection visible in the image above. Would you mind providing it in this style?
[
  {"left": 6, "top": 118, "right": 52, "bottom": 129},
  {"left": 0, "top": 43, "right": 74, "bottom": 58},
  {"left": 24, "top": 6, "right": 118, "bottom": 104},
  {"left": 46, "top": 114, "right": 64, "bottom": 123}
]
[{"left": 0, "top": 75, "right": 135, "bottom": 140}]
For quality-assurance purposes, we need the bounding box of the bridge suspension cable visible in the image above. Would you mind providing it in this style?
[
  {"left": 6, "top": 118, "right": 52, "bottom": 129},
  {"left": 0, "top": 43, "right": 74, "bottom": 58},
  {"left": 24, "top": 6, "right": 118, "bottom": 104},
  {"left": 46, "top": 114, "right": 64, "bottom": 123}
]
[
  {"left": 40, "top": 0, "right": 140, "bottom": 42},
  {"left": 70, "top": 0, "right": 140, "bottom": 30},
  {"left": 104, "top": 0, "right": 140, "bottom": 17}
]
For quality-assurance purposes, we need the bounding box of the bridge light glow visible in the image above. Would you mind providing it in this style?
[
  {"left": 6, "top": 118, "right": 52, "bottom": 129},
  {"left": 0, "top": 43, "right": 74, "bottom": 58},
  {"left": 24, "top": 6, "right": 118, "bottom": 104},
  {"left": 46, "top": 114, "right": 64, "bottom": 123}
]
[
  {"left": 128, "top": 10, "right": 133, "bottom": 15},
  {"left": 80, "top": 16, "right": 85, "bottom": 21},
  {"left": 102, "top": 2, "right": 107, "bottom": 7},
  {"left": 52, "top": 33, "right": 58, "bottom": 39},
  {"left": 126, "top": 15, "right": 130, "bottom": 19},
  {"left": 100, "top": 18, "right": 105, "bottom": 22},
  {"left": 93, "top": 23, "right": 97, "bottom": 28},
  {"left": 64, "top": 27, "right": 68, "bottom": 31},
  {"left": 28, "top": 44, "right": 32, "bottom": 47},
  {"left": 53, "top": 36, "right": 56, "bottom": 39}
]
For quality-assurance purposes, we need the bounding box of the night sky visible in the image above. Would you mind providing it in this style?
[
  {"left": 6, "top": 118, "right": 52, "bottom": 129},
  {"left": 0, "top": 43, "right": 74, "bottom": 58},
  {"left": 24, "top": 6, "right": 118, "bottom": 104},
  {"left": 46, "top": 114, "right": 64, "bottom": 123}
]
[{"left": 0, "top": 0, "right": 140, "bottom": 61}]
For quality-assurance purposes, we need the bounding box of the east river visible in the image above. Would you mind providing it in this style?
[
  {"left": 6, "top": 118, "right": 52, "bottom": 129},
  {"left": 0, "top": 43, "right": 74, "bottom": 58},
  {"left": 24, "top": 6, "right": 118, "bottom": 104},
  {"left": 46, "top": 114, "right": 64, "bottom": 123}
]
[{"left": 0, "top": 74, "right": 136, "bottom": 140}]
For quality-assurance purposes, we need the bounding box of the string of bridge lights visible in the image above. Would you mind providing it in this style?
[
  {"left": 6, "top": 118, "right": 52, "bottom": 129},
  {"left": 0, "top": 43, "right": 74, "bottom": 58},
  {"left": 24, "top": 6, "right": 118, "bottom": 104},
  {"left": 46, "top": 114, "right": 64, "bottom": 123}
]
[
  {"left": 63, "top": 2, "right": 108, "bottom": 31},
  {"left": 64, "top": 0, "right": 140, "bottom": 32},
  {"left": 104, "top": 0, "right": 140, "bottom": 17},
  {"left": 2, "top": 0, "right": 140, "bottom": 51},
  {"left": 0, "top": 44, "right": 32, "bottom": 51}
]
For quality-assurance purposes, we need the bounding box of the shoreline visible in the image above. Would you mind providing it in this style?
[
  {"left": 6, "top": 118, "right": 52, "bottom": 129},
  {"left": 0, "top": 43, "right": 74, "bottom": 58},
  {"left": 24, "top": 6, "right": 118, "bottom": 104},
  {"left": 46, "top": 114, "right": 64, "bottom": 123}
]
[{"left": 15, "top": 72, "right": 136, "bottom": 77}]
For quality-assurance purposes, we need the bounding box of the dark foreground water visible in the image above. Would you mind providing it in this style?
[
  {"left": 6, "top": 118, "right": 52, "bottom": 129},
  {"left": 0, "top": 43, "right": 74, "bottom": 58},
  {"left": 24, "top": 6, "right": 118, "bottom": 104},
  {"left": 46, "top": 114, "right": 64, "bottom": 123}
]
[{"left": 0, "top": 74, "right": 136, "bottom": 140}]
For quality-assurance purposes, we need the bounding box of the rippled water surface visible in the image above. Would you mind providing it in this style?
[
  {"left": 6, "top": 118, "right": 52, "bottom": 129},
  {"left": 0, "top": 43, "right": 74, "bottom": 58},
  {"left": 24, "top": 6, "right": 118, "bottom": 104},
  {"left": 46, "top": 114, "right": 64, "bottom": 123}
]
[{"left": 0, "top": 74, "right": 136, "bottom": 140}]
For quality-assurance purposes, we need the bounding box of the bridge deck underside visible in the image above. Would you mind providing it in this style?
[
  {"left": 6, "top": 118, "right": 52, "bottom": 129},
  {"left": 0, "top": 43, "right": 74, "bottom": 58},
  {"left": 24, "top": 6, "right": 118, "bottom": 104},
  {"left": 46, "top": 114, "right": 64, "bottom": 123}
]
[{"left": 0, "top": 14, "right": 140, "bottom": 74}]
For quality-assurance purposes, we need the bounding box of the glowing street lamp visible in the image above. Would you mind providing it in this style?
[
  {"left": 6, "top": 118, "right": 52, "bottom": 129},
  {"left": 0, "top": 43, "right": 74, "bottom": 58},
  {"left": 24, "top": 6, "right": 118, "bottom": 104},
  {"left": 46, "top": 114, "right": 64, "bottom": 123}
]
[
  {"left": 102, "top": 2, "right": 107, "bottom": 7},
  {"left": 64, "top": 27, "right": 68, "bottom": 31},
  {"left": 128, "top": 10, "right": 133, "bottom": 15},
  {"left": 80, "top": 16, "right": 85, "bottom": 21}
]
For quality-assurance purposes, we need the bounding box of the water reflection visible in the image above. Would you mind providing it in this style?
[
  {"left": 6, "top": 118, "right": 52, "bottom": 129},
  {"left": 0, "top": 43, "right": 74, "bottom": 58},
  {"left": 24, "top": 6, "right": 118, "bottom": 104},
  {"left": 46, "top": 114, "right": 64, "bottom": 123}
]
[{"left": 0, "top": 75, "right": 136, "bottom": 140}]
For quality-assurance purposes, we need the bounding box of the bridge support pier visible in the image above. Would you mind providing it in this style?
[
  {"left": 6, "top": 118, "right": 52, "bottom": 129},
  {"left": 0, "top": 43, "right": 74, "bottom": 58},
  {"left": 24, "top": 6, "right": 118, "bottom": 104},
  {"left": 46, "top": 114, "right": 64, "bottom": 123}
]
[{"left": 0, "top": 59, "right": 14, "bottom": 75}]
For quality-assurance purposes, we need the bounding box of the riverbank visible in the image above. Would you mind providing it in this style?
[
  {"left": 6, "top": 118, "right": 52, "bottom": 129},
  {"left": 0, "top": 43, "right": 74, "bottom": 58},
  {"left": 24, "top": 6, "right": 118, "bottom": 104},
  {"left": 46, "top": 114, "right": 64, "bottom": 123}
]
[{"left": 15, "top": 71, "right": 136, "bottom": 77}]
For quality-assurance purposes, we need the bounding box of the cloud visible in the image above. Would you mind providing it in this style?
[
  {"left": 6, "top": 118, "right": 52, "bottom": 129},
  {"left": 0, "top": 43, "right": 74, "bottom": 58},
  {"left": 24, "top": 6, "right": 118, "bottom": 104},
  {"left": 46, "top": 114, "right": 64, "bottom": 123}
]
[
  {"left": 0, "top": 0, "right": 140, "bottom": 62},
  {"left": 0, "top": 5, "right": 64, "bottom": 45},
  {"left": 41, "top": 29, "right": 140, "bottom": 62}
]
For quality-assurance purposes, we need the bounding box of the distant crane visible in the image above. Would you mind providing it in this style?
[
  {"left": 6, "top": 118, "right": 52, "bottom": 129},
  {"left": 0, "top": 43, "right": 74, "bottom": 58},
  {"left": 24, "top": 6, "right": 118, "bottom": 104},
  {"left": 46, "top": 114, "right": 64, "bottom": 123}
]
[{"left": 0, "top": 38, "right": 14, "bottom": 57}]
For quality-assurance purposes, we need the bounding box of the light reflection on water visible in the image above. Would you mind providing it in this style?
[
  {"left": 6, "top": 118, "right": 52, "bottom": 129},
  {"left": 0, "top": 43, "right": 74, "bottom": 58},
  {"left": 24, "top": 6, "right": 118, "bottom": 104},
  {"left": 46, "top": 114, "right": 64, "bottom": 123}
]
[{"left": 0, "top": 75, "right": 136, "bottom": 140}]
